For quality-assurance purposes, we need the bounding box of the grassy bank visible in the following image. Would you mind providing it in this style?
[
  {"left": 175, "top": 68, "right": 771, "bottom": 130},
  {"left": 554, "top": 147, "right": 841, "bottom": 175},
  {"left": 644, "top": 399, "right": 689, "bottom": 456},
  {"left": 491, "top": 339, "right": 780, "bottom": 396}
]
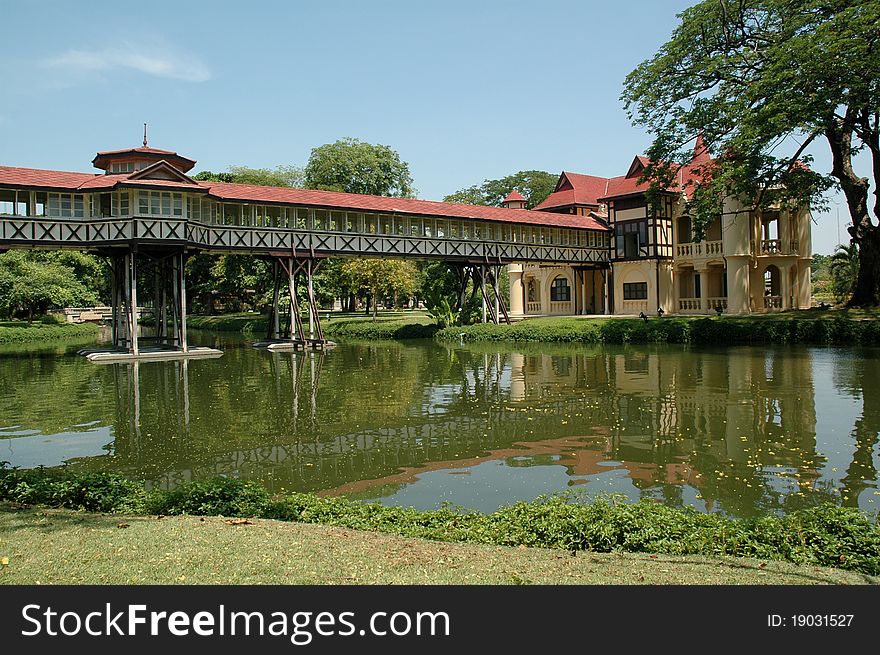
[
  {"left": 438, "top": 312, "right": 880, "bottom": 345},
  {"left": 1, "top": 469, "right": 878, "bottom": 576},
  {"left": 186, "top": 311, "right": 437, "bottom": 340},
  {"left": 0, "top": 320, "right": 99, "bottom": 344},
  {"left": 3, "top": 508, "right": 873, "bottom": 585}
]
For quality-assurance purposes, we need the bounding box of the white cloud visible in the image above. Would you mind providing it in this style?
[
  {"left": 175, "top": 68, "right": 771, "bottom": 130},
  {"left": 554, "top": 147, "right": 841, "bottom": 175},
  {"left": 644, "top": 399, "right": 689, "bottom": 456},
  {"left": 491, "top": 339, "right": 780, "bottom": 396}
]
[{"left": 46, "top": 41, "right": 211, "bottom": 83}]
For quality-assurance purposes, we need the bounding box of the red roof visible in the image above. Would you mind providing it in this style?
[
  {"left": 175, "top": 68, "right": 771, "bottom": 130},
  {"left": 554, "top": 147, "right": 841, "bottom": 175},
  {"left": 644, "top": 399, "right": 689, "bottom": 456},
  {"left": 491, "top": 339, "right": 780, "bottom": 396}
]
[
  {"left": 0, "top": 164, "right": 608, "bottom": 231},
  {"left": 534, "top": 172, "right": 611, "bottom": 211},
  {"left": 202, "top": 181, "right": 608, "bottom": 230},
  {"left": 0, "top": 166, "right": 100, "bottom": 190},
  {"left": 502, "top": 190, "right": 526, "bottom": 203},
  {"left": 92, "top": 147, "right": 197, "bottom": 173}
]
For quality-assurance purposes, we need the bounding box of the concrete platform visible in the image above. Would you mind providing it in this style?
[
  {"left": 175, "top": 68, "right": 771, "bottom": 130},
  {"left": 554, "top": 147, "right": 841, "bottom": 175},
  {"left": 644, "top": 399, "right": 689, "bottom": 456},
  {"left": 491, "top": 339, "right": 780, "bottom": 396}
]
[
  {"left": 252, "top": 339, "right": 336, "bottom": 352},
  {"left": 79, "top": 346, "right": 224, "bottom": 364}
]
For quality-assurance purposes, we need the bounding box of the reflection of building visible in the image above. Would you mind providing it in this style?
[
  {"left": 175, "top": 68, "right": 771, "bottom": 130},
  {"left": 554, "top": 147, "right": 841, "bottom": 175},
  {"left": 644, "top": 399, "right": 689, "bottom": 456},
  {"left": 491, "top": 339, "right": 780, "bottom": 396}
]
[{"left": 507, "top": 137, "right": 813, "bottom": 316}]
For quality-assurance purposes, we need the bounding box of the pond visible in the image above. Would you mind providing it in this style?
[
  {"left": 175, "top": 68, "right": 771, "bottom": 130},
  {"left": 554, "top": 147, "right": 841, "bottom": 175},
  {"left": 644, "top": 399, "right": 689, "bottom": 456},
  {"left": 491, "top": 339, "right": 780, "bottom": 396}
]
[{"left": 1, "top": 332, "right": 878, "bottom": 518}]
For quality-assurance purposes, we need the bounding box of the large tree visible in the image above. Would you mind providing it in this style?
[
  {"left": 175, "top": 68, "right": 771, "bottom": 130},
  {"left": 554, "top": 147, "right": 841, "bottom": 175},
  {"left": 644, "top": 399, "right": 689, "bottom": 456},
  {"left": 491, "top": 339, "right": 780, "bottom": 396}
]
[
  {"left": 0, "top": 251, "right": 98, "bottom": 322},
  {"left": 303, "top": 138, "right": 415, "bottom": 197},
  {"left": 341, "top": 259, "right": 419, "bottom": 319},
  {"left": 444, "top": 170, "right": 557, "bottom": 209},
  {"left": 622, "top": 0, "right": 880, "bottom": 305}
]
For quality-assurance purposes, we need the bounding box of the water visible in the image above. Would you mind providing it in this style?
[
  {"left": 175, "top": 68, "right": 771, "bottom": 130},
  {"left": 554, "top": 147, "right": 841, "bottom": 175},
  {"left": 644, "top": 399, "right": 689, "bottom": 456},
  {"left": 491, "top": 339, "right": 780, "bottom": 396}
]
[{"left": 1, "top": 332, "right": 878, "bottom": 518}]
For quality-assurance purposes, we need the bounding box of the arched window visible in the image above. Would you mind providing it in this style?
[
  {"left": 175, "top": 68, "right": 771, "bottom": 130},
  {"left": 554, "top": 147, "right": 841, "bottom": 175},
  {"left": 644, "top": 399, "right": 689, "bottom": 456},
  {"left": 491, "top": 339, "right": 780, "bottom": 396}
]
[{"left": 550, "top": 277, "right": 570, "bottom": 302}]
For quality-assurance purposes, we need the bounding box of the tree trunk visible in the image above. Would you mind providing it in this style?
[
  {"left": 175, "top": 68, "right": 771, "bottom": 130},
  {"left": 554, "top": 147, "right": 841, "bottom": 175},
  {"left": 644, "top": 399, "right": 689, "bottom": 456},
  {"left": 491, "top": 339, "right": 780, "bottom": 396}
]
[
  {"left": 372, "top": 286, "right": 378, "bottom": 320},
  {"left": 849, "top": 226, "right": 880, "bottom": 306},
  {"left": 826, "top": 115, "right": 880, "bottom": 306}
]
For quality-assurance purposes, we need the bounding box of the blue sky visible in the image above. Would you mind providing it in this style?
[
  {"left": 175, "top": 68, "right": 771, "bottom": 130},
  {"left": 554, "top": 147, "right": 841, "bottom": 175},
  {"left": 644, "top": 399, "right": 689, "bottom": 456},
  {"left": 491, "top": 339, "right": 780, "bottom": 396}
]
[{"left": 1, "top": 0, "right": 850, "bottom": 253}]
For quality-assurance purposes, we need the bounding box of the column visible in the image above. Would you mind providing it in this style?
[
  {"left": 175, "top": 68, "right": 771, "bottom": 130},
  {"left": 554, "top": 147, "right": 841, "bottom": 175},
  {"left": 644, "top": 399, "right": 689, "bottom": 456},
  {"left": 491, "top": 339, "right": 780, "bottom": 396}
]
[
  {"left": 508, "top": 263, "right": 524, "bottom": 318},
  {"left": 726, "top": 256, "right": 751, "bottom": 315}
]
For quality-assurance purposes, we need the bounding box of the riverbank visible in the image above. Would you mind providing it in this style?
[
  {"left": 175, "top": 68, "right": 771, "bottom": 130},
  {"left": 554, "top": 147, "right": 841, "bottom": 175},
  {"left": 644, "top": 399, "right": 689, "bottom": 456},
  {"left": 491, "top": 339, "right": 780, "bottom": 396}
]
[
  {"left": 0, "top": 320, "right": 99, "bottom": 344},
  {"left": 184, "top": 309, "right": 880, "bottom": 345},
  {"left": 439, "top": 311, "right": 880, "bottom": 345},
  {"left": 2, "top": 507, "right": 873, "bottom": 585},
  {"left": 1, "top": 470, "right": 878, "bottom": 576}
]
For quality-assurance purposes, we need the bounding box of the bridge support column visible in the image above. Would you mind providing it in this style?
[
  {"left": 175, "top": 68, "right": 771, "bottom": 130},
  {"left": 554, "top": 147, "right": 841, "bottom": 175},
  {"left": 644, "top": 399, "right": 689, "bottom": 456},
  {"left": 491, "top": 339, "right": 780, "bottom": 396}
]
[
  {"left": 108, "top": 248, "right": 190, "bottom": 356},
  {"left": 451, "top": 261, "right": 510, "bottom": 325},
  {"left": 260, "top": 255, "right": 331, "bottom": 350}
]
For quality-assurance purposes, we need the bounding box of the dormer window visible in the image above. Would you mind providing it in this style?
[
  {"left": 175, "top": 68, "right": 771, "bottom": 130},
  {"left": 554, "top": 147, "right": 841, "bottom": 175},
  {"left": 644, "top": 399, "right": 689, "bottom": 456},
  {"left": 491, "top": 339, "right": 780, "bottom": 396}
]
[{"left": 110, "top": 162, "right": 136, "bottom": 174}]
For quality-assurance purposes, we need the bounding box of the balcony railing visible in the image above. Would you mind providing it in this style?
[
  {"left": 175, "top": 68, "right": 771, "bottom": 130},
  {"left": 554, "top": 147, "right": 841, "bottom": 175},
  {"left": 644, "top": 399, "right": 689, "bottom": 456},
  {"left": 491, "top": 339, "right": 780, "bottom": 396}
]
[
  {"left": 761, "top": 239, "right": 783, "bottom": 254},
  {"left": 675, "top": 240, "right": 723, "bottom": 258},
  {"left": 548, "top": 301, "right": 573, "bottom": 315},
  {"left": 678, "top": 297, "right": 728, "bottom": 313},
  {"left": 764, "top": 295, "right": 783, "bottom": 309},
  {"left": 525, "top": 302, "right": 542, "bottom": 314}
]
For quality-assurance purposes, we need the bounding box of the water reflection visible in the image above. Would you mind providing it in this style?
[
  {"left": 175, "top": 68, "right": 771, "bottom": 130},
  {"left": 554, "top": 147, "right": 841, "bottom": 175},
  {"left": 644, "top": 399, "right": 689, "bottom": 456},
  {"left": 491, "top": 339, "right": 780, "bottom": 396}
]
[{"left": 0, "top": 336, "right": 877, "bottom": 518}]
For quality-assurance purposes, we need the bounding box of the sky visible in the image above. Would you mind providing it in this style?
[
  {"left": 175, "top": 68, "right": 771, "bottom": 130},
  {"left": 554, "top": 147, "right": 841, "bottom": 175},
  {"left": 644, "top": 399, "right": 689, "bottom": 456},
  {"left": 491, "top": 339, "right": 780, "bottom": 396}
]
[{"left": 0, "top": 0, "right": 854, "bottom": 253}]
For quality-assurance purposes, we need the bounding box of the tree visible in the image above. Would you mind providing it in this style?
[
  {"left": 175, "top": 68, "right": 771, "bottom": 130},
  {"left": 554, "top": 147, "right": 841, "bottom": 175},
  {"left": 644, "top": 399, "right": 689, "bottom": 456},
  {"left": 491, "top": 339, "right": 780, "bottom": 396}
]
[
  {"left": 622, "top": 0, "right": 880, "bottom": 305},
  {"left": 444, "top": 170, "right": 557, "bottom": 209},
  {"left": 303, "top": 138, "right": 415, "bottom": 197},
  {"left": 193, "top": 165, "right": 304, "bottom": 188},
  {"left": 0, "top": 251, "right": 98, "bottom": 322},
  {"left": 830, "top": 242, "right": 860, "bottom": 303},
  {"left": 341, "top": 259, "right": 419, "bottom": 319}
]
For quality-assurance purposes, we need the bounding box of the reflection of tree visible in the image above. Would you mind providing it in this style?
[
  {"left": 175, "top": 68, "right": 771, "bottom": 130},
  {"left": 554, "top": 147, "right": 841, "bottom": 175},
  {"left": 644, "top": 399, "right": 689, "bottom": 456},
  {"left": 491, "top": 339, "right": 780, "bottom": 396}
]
[{"left": 840, "top": 354, "right": 880, "bottom": 507}]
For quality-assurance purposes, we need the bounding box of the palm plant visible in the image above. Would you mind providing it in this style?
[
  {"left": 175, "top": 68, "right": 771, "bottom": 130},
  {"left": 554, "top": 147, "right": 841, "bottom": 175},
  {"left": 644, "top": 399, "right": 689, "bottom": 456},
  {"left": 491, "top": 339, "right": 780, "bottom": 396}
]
[{"left": 829, "top": 243, "right": 860, "bottom": 303}]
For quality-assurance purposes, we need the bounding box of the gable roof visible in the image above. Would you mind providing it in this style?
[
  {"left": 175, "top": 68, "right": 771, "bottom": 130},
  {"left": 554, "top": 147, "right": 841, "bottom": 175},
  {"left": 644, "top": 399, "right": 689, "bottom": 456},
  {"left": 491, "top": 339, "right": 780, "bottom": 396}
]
[
  {"left": 502, "top": 190, "right": 526, "bottom": 203},
  {"left": 534, "top": 172, "right": 611, "bottom": 211}
]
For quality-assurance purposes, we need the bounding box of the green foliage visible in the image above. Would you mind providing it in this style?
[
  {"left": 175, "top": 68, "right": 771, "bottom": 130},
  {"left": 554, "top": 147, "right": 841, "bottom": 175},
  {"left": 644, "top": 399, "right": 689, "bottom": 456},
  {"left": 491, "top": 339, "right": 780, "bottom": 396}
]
[
  {"left": 0, "top": 251, "right": 101, "bottom": 322},
  {"left": 2, "top": 467, "right": 878, "bottom": 574},
  {"left": 438, "top": 315, "right": 880, "bottom": 346},
  {"left": 151, "top": 477, "right": 272, "bottom": 517},
  {"left": 444, "top": 170, "right": 557, "bottom": 209},
  {"left": 0, "top": 321, "right": 99, "bottom": 344},
  {"left": 304, "top": 137, "right": 415, "bottom": 198},
  {"left": 341, "top": 259, "right": 420, "bottom": 318},
  {"left": 830, "top": 243, "right": 860, "bottom": 303},
  {"left": 323, "top": 319, "right": 438, "bottom": 340},
  {"left": 193, "top": 165, "right": 304, "bottom": 188}
]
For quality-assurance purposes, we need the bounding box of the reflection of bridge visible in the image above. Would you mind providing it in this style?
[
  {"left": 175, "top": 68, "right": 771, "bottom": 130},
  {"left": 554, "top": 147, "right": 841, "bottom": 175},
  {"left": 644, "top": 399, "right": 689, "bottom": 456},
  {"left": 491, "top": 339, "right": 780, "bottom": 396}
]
[{"left": 1, "top": 143, "right": 609, "bottom": 357}]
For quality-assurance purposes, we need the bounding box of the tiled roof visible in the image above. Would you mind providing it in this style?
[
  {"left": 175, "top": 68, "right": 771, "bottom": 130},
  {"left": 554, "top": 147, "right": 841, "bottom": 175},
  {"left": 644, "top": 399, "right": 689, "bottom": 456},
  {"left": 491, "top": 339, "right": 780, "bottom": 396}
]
[
  {"left": 95, "top": 146, "right": 178, "bottom": 156},
  {"left": 534, "top": 172, "right": 610, "bottom": 211},
  {"left": 0, "top": 166, "right": 100, "bottom": 190},
  {"left": 0, "top": 164, "right": 609, "bottom": 231},
  {"left": 202, "top": 181, "right": 609, "bottom": 230},
  {"left": 502, "top": 190, "right": 526, "bottom": 203}
]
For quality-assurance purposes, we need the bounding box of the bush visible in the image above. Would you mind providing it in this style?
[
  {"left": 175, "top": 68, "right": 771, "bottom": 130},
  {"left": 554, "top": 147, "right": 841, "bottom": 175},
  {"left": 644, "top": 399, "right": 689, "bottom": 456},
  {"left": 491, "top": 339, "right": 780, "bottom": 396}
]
[
  {"left": 0, "top": 321, "right": 99, "bottom": 344},
  {"left": 438, "top": 315, "right": 880, "bottom": 346}
]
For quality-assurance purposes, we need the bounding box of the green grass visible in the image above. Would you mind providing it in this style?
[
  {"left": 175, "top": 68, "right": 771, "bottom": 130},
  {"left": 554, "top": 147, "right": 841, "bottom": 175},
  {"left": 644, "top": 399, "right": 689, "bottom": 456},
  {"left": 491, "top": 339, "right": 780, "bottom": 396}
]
[
  {"left": 0, "top": 320, "right": 99, "bottom": 344},
  {"left": 2, "top": 469, "right": 879, "bottom": 576},
  {"left": 437, "top": 313, "right": 880, "bottom": 345},
  {"left": 186, "top": 310, "right": 437, "bottom": 340},
  {"left": 2, "top": 507, "right": 874, "bottom": 585}
]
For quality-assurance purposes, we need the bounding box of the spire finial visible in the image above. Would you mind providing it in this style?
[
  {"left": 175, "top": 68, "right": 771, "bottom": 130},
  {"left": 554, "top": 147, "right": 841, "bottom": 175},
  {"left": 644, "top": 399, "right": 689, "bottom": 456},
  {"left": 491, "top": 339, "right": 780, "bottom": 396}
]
[{"left": 143, "top": 123, "right": 148, "bottom": 148}]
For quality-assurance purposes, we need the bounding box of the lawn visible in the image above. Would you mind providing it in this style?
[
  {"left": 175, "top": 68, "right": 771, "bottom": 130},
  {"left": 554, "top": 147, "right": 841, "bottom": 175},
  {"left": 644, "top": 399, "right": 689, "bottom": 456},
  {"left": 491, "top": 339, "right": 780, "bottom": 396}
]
[{"left": 1, "top": 508, "right": 874, "bottom": 585}]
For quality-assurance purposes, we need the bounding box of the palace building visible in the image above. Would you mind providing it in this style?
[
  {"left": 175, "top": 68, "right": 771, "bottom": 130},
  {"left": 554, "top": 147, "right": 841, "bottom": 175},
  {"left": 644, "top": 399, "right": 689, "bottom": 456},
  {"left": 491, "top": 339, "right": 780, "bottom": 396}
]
[
  {"left": 505, "top": 136, "right": 813, "bottom": 316},
  {"left": 0, "top": 136, "right": 812, "bottom": 330}
]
